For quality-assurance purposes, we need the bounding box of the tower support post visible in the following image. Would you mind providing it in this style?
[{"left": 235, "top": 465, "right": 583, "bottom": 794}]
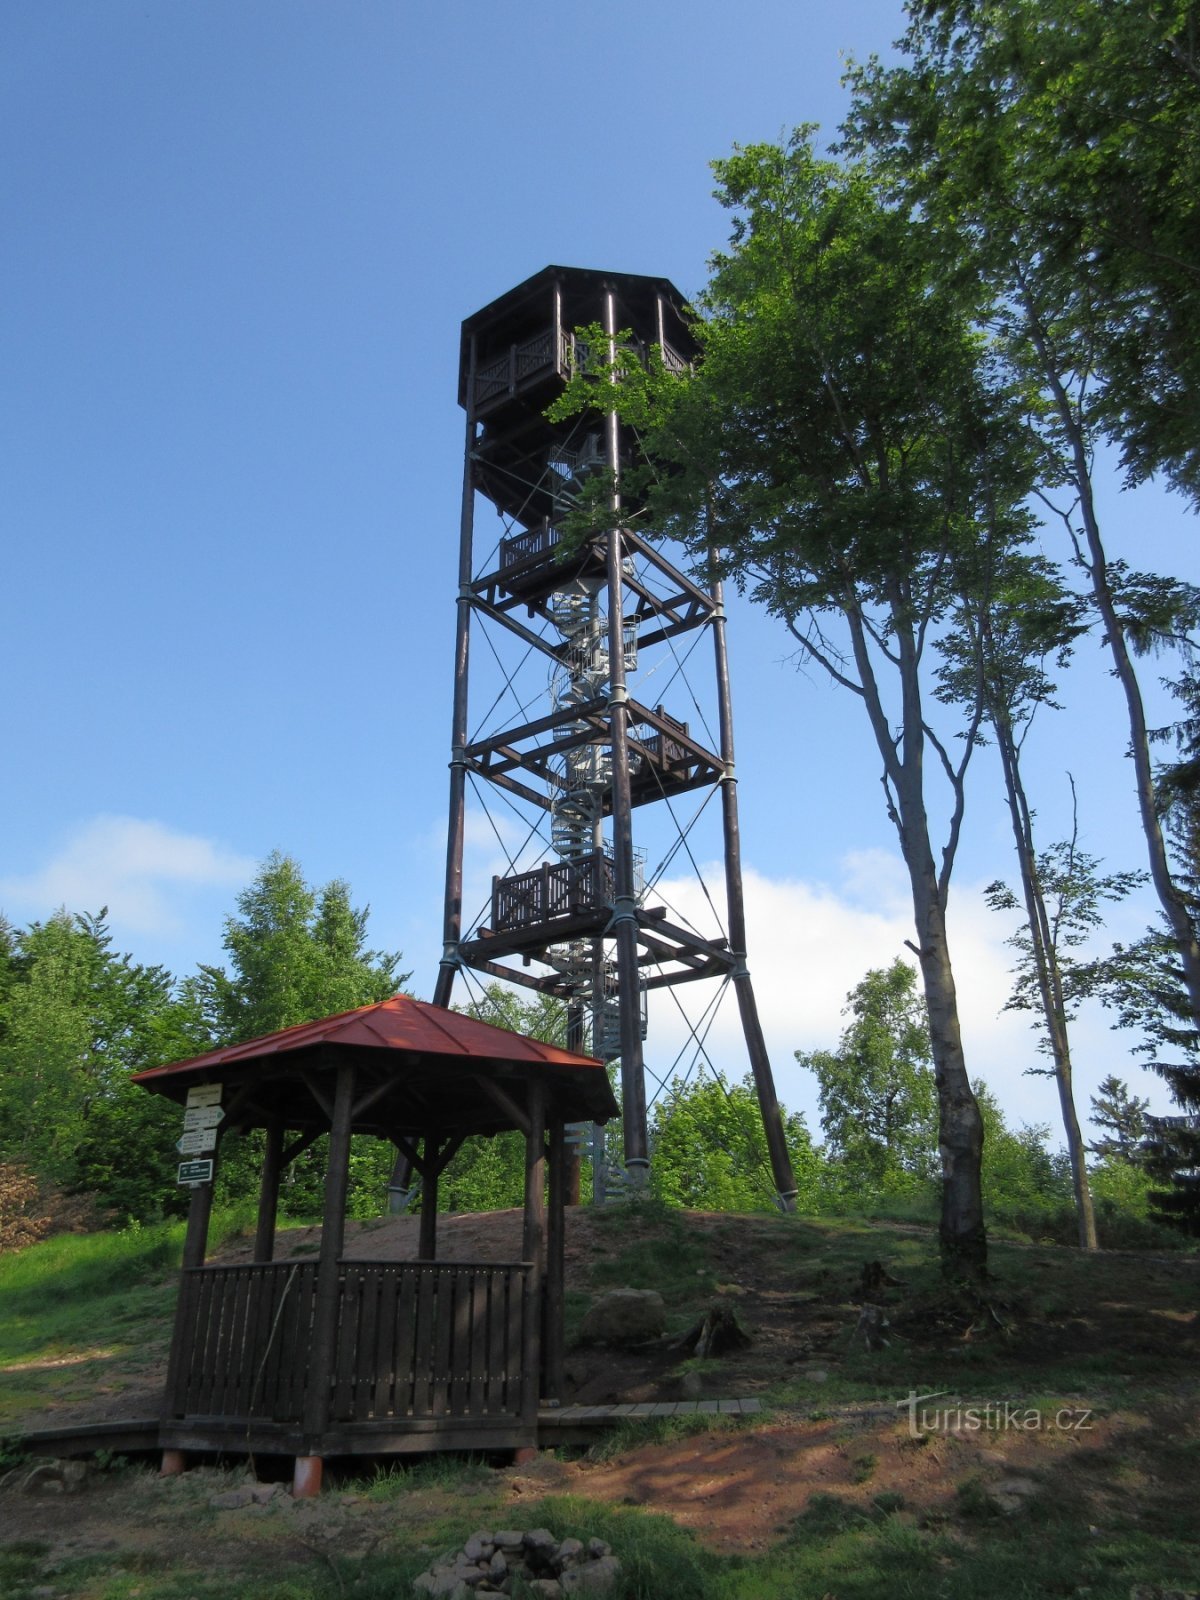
[
  {"left": 603, "top": 287, "right": 649, "bottom": 1181},
  {"left": 711, "top": 569, "right": 799, "bottom": 1210},
  {"left": 434, "top": 333, "right": 478, "bottom": 1011}
]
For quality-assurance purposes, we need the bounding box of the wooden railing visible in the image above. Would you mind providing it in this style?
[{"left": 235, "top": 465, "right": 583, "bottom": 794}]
[
  {"left": 500, "top": 521, "right": 561, "bottom": 571},
  {"left": 165, "top": 1260, "right": 531, "bottom": 1425},
  {"left": 492, "top": 852, "right": 615, "bottom": 933},
  {"left": 474, "top": 328, "right": 571, "bottom": 409}
]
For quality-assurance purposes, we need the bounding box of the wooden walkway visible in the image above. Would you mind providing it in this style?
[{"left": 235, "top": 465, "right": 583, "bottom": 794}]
[
  {"left": 16, "top": 1400, "right": 761, "bottom": 1463},
  {"left": 540, "top": 1398, "right": 760, "bottom": 1422}
]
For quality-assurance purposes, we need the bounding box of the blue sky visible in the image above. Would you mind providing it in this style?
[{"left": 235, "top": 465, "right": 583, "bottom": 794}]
[{"left": 2, "top": 0, "right": 1195, "bottom": 1137}]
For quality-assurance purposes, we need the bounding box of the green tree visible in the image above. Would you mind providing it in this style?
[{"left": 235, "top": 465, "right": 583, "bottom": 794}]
[
  {"left": 650, "top": 1070, "right": 820, "bottom": 1214},
  {"left": 797, "top": 960, "right": 938, "bottom": 1194},
  {"left": 194, "top": 853, "right": 408, "bottom": 1216},
  {"left": 876, "top": 0, "right": 1200, "bottom": 500},
  {"left": 938, "top": 548, "right": 1107, "bottom": 1245},
  {"left": 0, "top": 910, "right": 207, "bottom": 1218},
  {"left": 846, "top": 0, "right": 1200, "bottom": 1050},
  {"left": 1088, "top": 1075, "right": 1151, "bottom": 1164},
  {"left": 194, "top": 852, "right": 406, "bottom": 1045},
  {"left": 974, "top": 1082, "right": 1073, "bottom": 1225},
  {"left": 983, "top": 783, "right": 1145, "bottom": 1247},
  {"left": 555, "top": 134, "right": 1045, "bottom": 1274}
]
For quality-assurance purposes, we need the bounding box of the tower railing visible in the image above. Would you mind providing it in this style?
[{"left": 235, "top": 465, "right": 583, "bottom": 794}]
[{"left": 492, "top": 852, "right": 617, "bottom": 934}]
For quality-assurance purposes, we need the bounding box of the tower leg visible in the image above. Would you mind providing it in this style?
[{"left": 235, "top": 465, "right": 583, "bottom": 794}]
[
  {"left": 434, "top": 339, "right": 478, "bottom": 1010},
  {"left": 711, "top": 572, "right": 799, "bottom": 1210},
  {"left": 603, "top": 287, "right": 649, "bottom": 1183}
]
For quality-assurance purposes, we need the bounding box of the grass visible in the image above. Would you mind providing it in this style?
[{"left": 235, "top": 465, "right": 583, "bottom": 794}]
[
  {"left": 1, "top": 1204, "right": 1197, "bottom": 1599},
  {"left": 0, "top": 1210, "right": 259, "bottom": 1427}
]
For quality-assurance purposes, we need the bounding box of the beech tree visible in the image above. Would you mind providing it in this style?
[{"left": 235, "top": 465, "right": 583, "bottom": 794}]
[
  {"left": 846, "top": 0, "right": 1200, "bottom": 1049},
  {"left": 554, "top": 135, "right": 1045, "bottom": 1276}
]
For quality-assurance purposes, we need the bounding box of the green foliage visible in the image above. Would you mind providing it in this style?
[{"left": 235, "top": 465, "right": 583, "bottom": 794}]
[
  {"left": 798, "top": 960, "right": 937, "bottom": 1189},
  {"left": 985, "top": 843, "right": 1146, "bottom": 1058},
  {"left": 849, "top": 0, "right": 1200, "bottom": 502},
  {"left": 650, "top": 1070, "right": 820, "bottom": 1214},
  {"left": 1088, "top": 1075, "right": 1151, "bottom": 1163},
  {"left": 0, "top": 910, "right": 207, "bottom": 1219},
  {"left": 193, "top": 852, "right": 407, "bottom": 1046},
  {"left": 975, "top": 1081, "right": 1072, "bottom": 1221}
]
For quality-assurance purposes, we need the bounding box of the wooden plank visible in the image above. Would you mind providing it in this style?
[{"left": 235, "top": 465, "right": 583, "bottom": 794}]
[
  {"left": 411, "top": 1266, "right": 436, "bottom": 1416},
  {"left": 185, "top": 1269, "right": 218, "bottom": 1415},
  {"left": 294, "top": 1260, "right": 321, "bottom": 1427},
  {"left": 356, "top": 1265, "right": 385, "bottom": 1421},
  {"left": 228, "top": 1268, "right": 257, "bottom": 1416},
  {"left": 484, "top": 1267, "right": 507, "bottom": 1414},
  {"left": 332, "top": 1266, "right": 361, "bottom": 1422},
  {"left": 467, "top": 1270, "right": 489, "bottom": 1418},
  {"left": 246, "top": 1268, "right": 278, "bottom": 1417},
  {"left": 393, "top": 1265, "right": 419, "bottom": 1418},
  {"left": 697, "top": 1400, "right": 719, "bottom": 1414},
  {"left": 164, "top": 1271, "right": 199, "bottom": 1417},
  {"left": 430, "top": 1267, "right": 455, "bottom": 1417},
  {"left": 450, "top": 1269, "right": 474, "bottom": 1417},
  {"left": 504, "top": 1268, "right": 525, "bottom": 1417},
  {"left": 257, "top": 1264, "right": 298, "bottom": 1419},
  {"left": 273, "top": 1264, "right": 305, "bottom": 1422},
  {"left": 211, "top": 1269, "right": 242, "bottom": 1417}
]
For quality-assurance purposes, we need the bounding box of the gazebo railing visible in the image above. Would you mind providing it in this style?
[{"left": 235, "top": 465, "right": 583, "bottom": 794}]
[{"left": 165, "top": 1259, "right": 532, "bottom": 1426}]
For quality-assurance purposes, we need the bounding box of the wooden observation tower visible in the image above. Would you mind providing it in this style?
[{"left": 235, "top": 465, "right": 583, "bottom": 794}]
[{"left": 434, "top": 265, "right": 798, "bottom": 1209}]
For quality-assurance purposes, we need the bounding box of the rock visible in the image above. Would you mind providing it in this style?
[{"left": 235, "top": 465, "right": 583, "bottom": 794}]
[
  {"left": 987, "top": 1477, "right": 1040, "bottom": 1516},
  {"left": 524, "top": 1528, "right": 558, "bottom": 1557},
  {"left": 560, "top": 1556, "right": 622, "bottom": 1595},
  {"left": 804, "top": 1368, "right": 830, "bottom": 1384},
  {"left": 528, "top": 1582, "right": 562, "bottom": 1599},
  {"left": 21, "top": 1460, "right": 88, "bottom": 1495},
  {"left": 554, "top": 1537, "right": 586, "bottom": 1570},
  {"left": 587, "top": 1539, "right": 612, "bottom": 1560},
  {"left": 413, "top": 1569, "right": 473, "bottom": 1599},
  {"left": 463, "top": 1534, "right": 494, "bottom": 1563},
  {"left": 493, "top": 1530, "right": 525, "bottom": 1550},
  {"left": 486, "top": 1551, "right": 508, "bottom": 1581},
  {"left": 580, "top": 1288, "right": 666, "bottom": 1345},
  {"left": 208, "top": 1485, "right": 264, "bottom": 1510}
]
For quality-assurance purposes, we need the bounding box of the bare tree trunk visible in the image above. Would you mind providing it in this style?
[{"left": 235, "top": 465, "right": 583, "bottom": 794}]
[
  {"left": 845, "top": 594, "right": 988, "bottom": 1279},
  {"left": 991, "top": 703, "right": 1099, "bottom": 1249},
  {"left": 1021, "top": 288, "right": 1200, "bottom": 1029}
]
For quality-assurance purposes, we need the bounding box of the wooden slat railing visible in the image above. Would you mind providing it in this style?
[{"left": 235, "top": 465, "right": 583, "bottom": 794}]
[{"left": 165, "top": 1260, "right": 531, "bottom": 1426}]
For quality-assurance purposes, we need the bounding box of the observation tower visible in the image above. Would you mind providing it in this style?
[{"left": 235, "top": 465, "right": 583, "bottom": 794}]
[{"left": 433, "top": 266, "right": 798, "bottom": 1208}]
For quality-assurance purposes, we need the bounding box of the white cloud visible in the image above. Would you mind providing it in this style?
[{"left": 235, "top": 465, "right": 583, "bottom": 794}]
[
  {"left": 641, "top": 855, "right": 1121, "bottom": 1130},
  {"left": 0, "top": 816, "right": 256, "bottom": 937}
]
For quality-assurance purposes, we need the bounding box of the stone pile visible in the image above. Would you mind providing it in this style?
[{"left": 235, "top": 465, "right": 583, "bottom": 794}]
[{"left": 413, "top": 1527, "right": 620, "bottom": 1598}]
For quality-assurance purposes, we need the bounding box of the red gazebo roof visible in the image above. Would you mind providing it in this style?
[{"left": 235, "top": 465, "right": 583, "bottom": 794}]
[{"left": 133, "top": 994, "right": 616, "bottom": 1136}]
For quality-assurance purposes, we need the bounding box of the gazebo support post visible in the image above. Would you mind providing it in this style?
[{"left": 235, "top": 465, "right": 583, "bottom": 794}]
[
  {"left": 254, "top": 1118, "right": 284, "bottom": 1264},
  {"left": 521, "top": 1080, "right": 547, "bottom": 1451},
  {"left": 544, "top": 1114, "right": 566, "bottom": 1400},
  {"left": 181, "top": 1175, "right": 215, "bottom": 1272},
  {"left": 418, "top": 1135, "right": 440, "bottom": 1262},
  {"left": 296, "top": 1061, "right": 356, "bottom": 1499}
]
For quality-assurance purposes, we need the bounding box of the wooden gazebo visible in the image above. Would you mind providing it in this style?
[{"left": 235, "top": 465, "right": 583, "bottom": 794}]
[{"left": 133, "top": 996, "right": 617, "bottom": 1496}]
